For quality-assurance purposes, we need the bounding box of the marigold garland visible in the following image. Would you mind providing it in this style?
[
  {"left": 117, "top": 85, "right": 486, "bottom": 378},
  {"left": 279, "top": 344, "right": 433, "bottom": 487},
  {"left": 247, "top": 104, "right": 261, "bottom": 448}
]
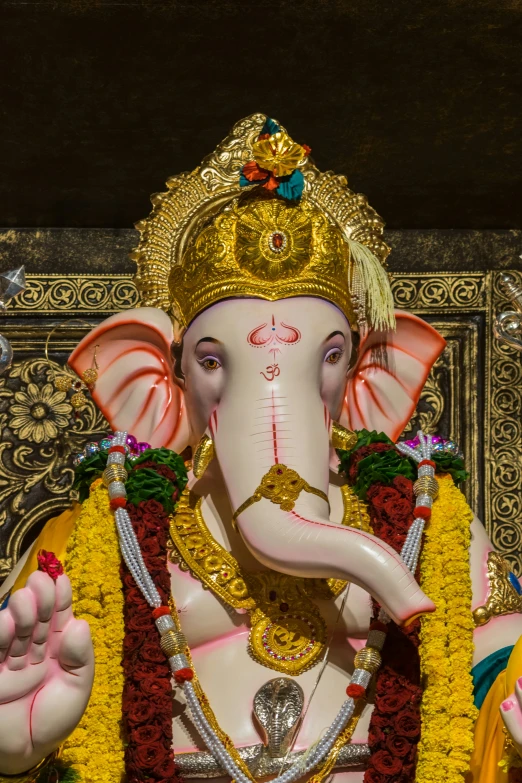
[
  {"left": 416, "top": 474, "right": 477, "bottom": 783},
  {"left": 61, "top": 479, "right": 126, "bottom": 783}
]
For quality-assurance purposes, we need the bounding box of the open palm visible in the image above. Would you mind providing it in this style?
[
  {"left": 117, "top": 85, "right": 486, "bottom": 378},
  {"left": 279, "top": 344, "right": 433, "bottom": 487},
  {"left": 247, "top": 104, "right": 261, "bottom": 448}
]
[{"left": 0, "top": 571, "right": 94, "bottom": 775}]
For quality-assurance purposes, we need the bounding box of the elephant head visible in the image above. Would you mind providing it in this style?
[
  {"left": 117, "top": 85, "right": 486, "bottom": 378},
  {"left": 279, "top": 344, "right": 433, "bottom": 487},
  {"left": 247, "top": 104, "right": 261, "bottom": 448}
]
[{"left": 69, "top": 297, "right": 445, "bottom": 626}]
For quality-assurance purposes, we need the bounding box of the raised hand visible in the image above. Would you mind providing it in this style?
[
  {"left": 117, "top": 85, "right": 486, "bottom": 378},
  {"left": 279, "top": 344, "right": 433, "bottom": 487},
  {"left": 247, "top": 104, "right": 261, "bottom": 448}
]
[
  {"left": 0, "top": 571, "right": 94, "bottom": 775},
  {"left": 501, "top": 679, "right": 522, "bottom": 759}
]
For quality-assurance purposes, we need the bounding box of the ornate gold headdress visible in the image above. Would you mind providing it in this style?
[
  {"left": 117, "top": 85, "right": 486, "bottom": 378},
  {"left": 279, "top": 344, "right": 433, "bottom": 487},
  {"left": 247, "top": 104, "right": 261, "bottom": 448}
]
[{"left": 132, "top": 114, "right": 394, "bottom": 333}]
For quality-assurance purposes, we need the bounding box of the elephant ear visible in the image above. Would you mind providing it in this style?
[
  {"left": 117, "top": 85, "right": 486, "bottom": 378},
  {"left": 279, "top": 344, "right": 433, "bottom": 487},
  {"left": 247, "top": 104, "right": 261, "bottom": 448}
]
[
  {"left": 68, "top": 307, "right": 190, "bottom": 451},
  {"left": 340, "top": 311, "right": 446, "bottom": 442}
]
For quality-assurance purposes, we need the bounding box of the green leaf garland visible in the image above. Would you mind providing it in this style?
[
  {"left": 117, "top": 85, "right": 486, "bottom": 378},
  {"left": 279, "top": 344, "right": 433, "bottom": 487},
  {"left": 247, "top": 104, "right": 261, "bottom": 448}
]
[
  {"left": 337, "top": 428, "right": 468, "bottom": 499},
  {"left": 351, "top": 449, "right": 417, "bottom": 500},
  {"left": 133, "top": 447, "right": 188, "bottom": 492},
  {"left": 125, "top": 467, "right": 178, "bottom": 514}
]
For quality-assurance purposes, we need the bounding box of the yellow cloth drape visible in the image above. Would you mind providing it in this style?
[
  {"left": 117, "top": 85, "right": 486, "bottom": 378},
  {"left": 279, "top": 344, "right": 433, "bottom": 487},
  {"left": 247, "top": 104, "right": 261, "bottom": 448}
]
[
  {"left": 11, "top": 503, "right": 81, "bottom": 593},
  {"left": 469, "top": 635, "right": 522, "bottom": 781}
]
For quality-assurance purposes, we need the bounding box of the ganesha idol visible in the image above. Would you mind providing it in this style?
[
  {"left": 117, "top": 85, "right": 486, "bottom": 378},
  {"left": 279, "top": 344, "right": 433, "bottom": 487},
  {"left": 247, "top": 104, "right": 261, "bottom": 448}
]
[{"left": 2, "top": 115, "right": 522, "bottom": 783}]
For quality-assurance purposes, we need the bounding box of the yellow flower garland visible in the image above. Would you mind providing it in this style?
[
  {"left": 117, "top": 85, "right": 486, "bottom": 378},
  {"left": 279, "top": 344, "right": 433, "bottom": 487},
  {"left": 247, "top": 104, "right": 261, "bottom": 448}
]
[
  {"left": 61, "top": 479, "right": 126, "bottom": 782},
  {"left": 416, "top": 474, "right": 477, "bottom": 782}
]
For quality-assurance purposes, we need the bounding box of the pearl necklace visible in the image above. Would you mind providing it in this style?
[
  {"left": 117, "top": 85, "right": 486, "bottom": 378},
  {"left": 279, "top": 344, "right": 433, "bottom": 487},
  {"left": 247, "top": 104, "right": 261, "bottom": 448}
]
[{"left": 107, "top": 430, "right": 431, "bottom": 783}]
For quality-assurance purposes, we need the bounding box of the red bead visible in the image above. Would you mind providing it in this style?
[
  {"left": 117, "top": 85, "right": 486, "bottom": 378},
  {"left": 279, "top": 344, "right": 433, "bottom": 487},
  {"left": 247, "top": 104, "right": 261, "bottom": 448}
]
[
  {"left": 109, "top": 445, "right": 126, "bottom": 454},
  {"left": 174, "top": 667, "right": 194, "bottom": 684},
  {"left": 418, "top": 459, "right": 436, "bottom": 469},
  {"left": 414, "top": 506, "right": 432, "bottom": 520},
  {"left": 152, "top": 606, "right": 171, "bottom": 619},
  {"left": 110, "top": 497, "right": 127, "bottom": 510},
  {"left": 346, "top": 683, "right": 366, "bottom": 699}
]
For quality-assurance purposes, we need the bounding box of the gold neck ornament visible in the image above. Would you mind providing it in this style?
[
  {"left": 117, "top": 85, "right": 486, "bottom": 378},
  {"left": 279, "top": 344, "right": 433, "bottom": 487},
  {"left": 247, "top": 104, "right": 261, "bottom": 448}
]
[{"left": 168, "top": 481, "right": 371, "bottom": 676}]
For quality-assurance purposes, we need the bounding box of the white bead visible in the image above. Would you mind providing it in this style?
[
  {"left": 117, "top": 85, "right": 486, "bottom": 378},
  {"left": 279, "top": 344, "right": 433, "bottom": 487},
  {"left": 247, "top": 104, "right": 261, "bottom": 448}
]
[
  {"left": 108, "top": 451, "right": 126, "bottom": 466},
  {"left": 108, "top": 481, "right": 126, "bottom": 499},
  {"left": 155, "top": 615, "right": 176, "bottom": 634}
]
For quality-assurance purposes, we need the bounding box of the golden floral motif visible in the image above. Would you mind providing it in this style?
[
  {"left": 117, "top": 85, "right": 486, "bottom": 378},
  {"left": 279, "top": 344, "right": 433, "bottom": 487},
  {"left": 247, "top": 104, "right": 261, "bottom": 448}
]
[
  {"left": 232, "top": 463, "right": 329, "bottom": 522},
  {"left": 251, "top": 131, "right": 307, "bottom": 177},
  {"left": 0, "top": 357, "right": 107, "bottom": 581},
  {"left": 472, "top": 551, "right": 522, "bottom": 626},
  {"left": 9, "top": 382, "right": 71, "bottom": 443},
  {"left": 235, "top": 198, "right": 313, "bottom": 281}
]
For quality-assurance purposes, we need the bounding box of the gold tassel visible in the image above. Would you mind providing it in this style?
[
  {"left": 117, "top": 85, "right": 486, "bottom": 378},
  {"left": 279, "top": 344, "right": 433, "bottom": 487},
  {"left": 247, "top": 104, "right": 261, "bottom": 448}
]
[{"left": 347, "top": 239, "right": 396, "bottom": 332}]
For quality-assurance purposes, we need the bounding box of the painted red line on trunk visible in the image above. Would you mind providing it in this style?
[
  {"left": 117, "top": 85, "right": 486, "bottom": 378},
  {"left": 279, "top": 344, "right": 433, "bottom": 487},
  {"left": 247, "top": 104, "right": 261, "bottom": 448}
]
[
  {"left": 271, "top": 389, "right": 278, "bottom": 464},
  {"left": 288, "top": 512, "right": 404, "bottom": 559}
]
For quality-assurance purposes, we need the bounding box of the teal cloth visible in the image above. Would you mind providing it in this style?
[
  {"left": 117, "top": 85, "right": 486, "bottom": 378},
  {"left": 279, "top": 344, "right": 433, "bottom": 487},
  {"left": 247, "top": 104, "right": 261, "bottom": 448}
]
[{"left": 472, "top": 644, "right": 514, "bottom": 709}]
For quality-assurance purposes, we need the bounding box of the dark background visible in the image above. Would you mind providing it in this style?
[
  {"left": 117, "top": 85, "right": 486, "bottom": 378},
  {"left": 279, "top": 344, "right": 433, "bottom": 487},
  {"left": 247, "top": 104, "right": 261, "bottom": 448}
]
[{"left": 1, "top": 0, "right": 521, "bottom": 232}]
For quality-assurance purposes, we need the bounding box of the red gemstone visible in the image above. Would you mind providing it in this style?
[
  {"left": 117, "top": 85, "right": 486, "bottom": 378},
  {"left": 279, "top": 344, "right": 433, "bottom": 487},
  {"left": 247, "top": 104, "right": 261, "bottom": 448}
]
[
  {"left": 280, "top": 602, "right": 289, "bottom": 612},
  {"left": 273, "top": 233, "right": 284, "bottom": 248}
]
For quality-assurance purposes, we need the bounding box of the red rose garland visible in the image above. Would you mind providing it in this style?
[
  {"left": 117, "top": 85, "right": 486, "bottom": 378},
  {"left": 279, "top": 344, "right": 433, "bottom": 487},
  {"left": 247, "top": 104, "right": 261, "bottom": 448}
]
[
  {"left": 120, "top": 496, "right": 181, "bottom": 783},
  {"left": 346, "top": 444, "right": 422, "bottom": 783}
]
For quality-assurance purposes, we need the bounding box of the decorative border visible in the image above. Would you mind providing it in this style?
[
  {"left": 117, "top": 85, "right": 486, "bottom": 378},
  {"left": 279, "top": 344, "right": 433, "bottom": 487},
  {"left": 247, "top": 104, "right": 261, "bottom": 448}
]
[
  {"left": 3, "top": 274, "right": 139, "bottom": 314},
  {"left": 486, "top": 271, "right": 522, "bottom": 573}
]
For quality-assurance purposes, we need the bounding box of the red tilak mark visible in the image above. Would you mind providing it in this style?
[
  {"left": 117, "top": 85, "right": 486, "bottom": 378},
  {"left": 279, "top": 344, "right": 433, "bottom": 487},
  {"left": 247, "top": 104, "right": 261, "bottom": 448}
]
[
  {"left": 276, "top": 322, "right": 301, "bottom": 345},
  {"left": 247, "top": 323, "right": 270, "bottom": 346},
  {"left": 248, "top": 319, "right": 301, "bottom": 348}
]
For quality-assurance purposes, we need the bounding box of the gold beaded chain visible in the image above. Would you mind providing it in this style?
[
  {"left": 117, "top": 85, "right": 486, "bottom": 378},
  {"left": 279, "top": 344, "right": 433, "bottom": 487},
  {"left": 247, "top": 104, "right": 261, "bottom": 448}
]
[{"left": 168, "top": 483, "right": 372, "bottom": 676}]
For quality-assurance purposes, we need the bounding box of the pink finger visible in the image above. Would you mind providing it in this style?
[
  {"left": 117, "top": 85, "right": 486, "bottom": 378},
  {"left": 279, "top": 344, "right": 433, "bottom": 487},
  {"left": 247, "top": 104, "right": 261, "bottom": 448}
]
[
  {"left": 8, "top": 588, "right": 37, "bottom": 638},
  {"left": 6, "top": 652, "right": 28, "bottom": 671},
  {"left": 0, "top": 611, "right": 15, "bottom": 663},
  {"left": 58, "top": 619, "right": 94, "bottom": 674},
  {"left": 51, "top": 575, "right": 73, "bottom": 632},
  {"left": 28, "top": 639, "right": 46, "bottom": 664},
  {"left": 26, "top": 571, "right": 55, "bottom": 623},
  {"left": 501, "top": 699, "right": 522, "bottom": 747}
]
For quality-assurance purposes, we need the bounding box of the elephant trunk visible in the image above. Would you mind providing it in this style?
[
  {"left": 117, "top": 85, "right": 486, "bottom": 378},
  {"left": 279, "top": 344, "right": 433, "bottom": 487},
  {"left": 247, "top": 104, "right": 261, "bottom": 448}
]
[{"left": 212, "top": 380, "right": 434, "bottom": 627}]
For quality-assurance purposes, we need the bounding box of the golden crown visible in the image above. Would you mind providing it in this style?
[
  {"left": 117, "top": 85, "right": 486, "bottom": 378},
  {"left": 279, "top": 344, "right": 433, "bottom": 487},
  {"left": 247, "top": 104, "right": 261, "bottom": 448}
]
[{"left": 132, "top": 114, "right": 394, "bottom": 333}]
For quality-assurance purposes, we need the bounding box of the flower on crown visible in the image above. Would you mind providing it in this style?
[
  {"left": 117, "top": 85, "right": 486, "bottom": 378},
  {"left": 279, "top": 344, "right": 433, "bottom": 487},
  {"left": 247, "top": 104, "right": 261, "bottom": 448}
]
[{"left": 239, "top": 118, "right": 311, "bottom": 201}]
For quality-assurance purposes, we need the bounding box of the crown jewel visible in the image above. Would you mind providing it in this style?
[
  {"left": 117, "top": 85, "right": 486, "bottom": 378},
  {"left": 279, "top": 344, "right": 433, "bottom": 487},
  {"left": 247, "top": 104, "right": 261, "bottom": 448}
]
[{"left": 132, "top": 114, "right": 395, "bottom": 334}]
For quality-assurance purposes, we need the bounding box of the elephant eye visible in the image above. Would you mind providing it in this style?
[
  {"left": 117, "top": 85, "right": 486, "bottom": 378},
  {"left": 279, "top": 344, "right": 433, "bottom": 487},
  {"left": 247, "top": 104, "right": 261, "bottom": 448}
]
[
  {"left": 325, "top": 348, "right": 343, "bottom": 364},
  {"left": 199, "top": 356, "right": 221, "bottom": 372}
]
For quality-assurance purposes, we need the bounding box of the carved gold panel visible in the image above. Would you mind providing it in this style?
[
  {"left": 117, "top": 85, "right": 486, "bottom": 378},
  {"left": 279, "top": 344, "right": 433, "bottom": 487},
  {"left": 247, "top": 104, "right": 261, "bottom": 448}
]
[{"left": 0, "top": 270, "right": 520, "bottom": 580}]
